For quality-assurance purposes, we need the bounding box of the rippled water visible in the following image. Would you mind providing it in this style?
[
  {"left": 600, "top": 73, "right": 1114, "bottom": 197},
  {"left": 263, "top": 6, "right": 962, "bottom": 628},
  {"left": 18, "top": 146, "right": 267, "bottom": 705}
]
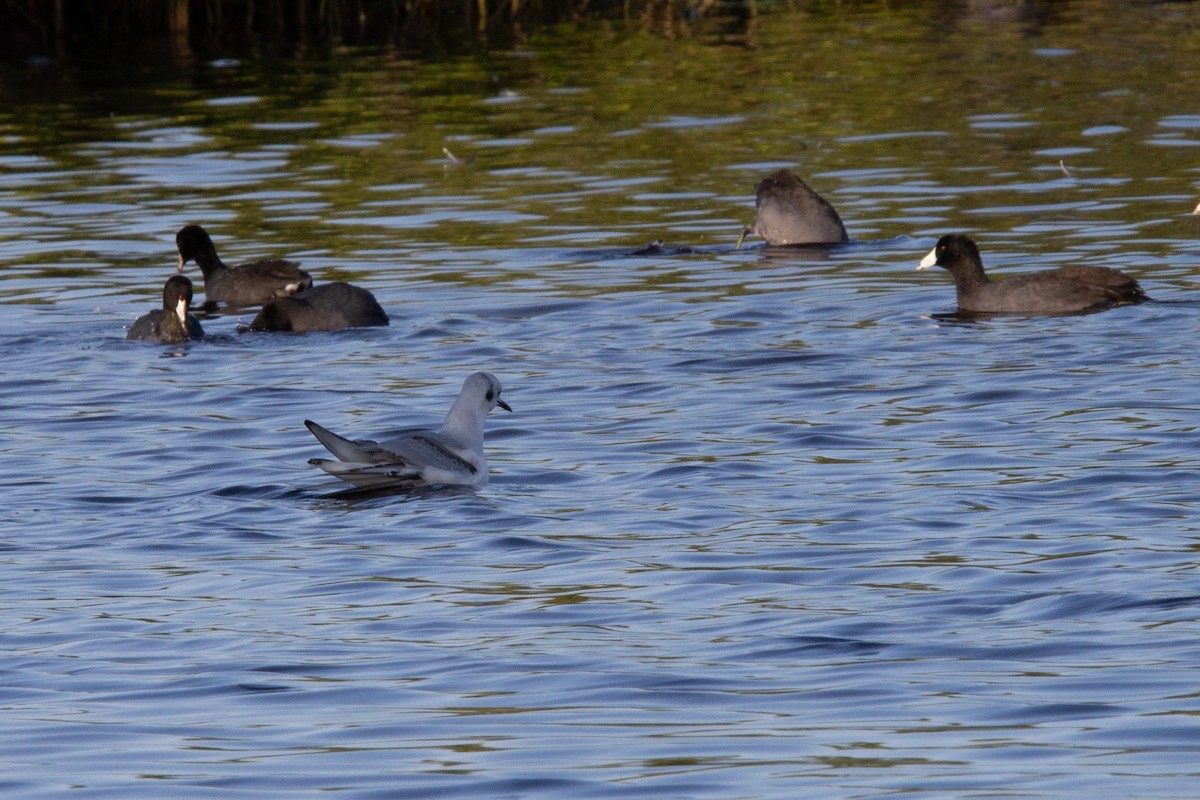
[{"left": 3, "top": 2, "right": 1200, "bottom": 797}]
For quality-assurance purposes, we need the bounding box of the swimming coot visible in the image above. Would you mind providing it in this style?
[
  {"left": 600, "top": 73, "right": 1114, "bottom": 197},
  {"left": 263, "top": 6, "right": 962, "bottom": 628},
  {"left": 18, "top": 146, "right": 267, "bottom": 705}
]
[
  {"left": 247, "top": 282, "right": 389, "bottom": 332},
  {"left": 918, "top": 234, "right": 1146, "bottom": 315},
  {"left": 176, "top": 225, "right": 312, "bottom": 307},
  {"left": 737, "top": 169, "right": 848, "bottom": 248},
  {"left": 127, "top": 275, "right": 204, "bottom": 343}
]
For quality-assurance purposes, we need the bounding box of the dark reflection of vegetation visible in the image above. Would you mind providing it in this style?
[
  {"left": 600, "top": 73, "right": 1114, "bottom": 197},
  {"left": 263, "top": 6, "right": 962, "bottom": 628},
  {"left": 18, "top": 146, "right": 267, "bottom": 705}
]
[
  {"left": 0, "top": 0, "right": 1109, "bottom": 70},
  {"left": 1, "top": 0, "right": 756, "bottom": 61}
]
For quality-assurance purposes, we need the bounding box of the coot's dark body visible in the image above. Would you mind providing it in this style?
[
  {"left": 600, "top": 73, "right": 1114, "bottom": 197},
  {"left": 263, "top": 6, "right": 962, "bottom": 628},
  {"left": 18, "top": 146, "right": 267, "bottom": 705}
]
[{"left": 919, "top": 234, "right": 1146, "bottom": 315}]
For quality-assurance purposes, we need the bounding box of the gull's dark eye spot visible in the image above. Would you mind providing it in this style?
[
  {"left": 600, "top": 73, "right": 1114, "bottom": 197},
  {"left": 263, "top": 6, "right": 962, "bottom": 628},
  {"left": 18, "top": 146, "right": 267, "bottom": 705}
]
[{"left": 486, "top": 390, "right": 494, "bottom": 401}]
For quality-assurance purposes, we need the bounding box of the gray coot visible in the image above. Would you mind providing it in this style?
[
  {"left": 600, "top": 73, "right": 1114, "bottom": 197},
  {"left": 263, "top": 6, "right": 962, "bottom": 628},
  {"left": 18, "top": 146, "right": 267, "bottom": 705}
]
[
  {"left": 127, "top": 275, "right": 204, "bottom": 343},
  {"left": 247, "top": 282, "right": 389, "bottom": 332},
  {"left": 737, "top": 169, "right": 848, "bottom": 248},
  {"left": 176, "top": 225, "right": 312, "bottom": 307},
  {"left": 918, "top": 234, "right": 1147, "bottom": 315}
]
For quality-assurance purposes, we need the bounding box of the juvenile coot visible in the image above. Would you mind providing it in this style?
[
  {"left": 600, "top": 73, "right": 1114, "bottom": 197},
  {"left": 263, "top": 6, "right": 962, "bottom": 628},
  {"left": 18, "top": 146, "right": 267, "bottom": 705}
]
[
  {"left": 247, "top": 282, "right": 389, "bottom": 332},
  {"left": 918, "top": 234, "right": 1147, "bottom": 315},
  {"left": 127, "top": 275, "right": 204, "bottom": 343},
  {"left": 305, "top": 371, "right": 512, "bottom": 489},
  {"left": 737, "top": 169, "right": 848, "bottom": 248},
  {"left": 175, "top": 225, "right": 312, "bottom": 307}
]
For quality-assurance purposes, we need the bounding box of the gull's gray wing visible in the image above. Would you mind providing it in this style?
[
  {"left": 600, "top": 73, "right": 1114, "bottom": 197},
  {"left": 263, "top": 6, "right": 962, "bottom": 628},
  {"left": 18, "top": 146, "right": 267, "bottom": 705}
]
[
  {"left": 305, "top": 421, "right": 480, "bottom": 488},
  {"left": 376, "top": 431, "right": 478, "bottom": 477},
  {"left": 305, "top": 420, "right": 394, "bottom": 463}
]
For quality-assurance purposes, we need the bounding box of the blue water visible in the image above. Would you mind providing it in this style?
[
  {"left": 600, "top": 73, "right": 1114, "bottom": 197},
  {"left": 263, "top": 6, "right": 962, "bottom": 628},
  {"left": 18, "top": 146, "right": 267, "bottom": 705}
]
[{"left": 3, "top": 2, "right": 1200, "bottom": 797}]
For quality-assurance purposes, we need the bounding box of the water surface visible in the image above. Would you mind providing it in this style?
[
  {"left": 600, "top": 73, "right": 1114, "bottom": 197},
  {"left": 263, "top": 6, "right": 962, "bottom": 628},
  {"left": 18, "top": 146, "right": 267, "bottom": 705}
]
[{"left": 2, "top": 2, "right": 1200, "bottom": 797}]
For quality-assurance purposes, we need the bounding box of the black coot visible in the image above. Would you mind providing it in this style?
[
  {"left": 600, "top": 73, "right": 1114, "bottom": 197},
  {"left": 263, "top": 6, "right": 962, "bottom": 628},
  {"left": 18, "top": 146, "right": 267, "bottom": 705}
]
[
  {"left": 176, "top": 225, "right": 312, "bottom": 307},
  {"left": 127, "top": 275, "right": 204, "bottom": 343},
  {"left": 248, "top": 282, "right": 389, "bottom": 332},
  {"left": 918, "top": 234, "right": 1146, "bottom": 315},
  {"left": 737, "top": 169, "right": 848, "bottom": 247}
]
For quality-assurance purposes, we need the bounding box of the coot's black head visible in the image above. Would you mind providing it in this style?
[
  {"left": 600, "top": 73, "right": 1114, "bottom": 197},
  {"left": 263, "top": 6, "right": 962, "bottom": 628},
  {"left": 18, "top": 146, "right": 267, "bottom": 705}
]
[
  {"left": 175, "top": 225, "right": 217, "bottom": 269},
  {"left": 162, "top": 274, "right": 194, "bottom": 310},
  {"left": 918, "top": 234, "right": 982, "bottom": 273}
]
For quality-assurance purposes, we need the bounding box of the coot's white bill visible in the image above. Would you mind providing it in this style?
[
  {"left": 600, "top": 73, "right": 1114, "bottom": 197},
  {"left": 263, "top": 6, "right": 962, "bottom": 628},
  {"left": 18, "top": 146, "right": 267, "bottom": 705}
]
[{"left": 917, "top": 246, "right": 937, "bottom": 270}]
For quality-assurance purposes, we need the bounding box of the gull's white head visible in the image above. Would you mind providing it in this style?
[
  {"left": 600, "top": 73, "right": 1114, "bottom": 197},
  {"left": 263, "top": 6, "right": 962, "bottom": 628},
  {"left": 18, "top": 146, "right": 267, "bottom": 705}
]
[{"left": 463, "top": 371, "right": 512, "bottom": 414}]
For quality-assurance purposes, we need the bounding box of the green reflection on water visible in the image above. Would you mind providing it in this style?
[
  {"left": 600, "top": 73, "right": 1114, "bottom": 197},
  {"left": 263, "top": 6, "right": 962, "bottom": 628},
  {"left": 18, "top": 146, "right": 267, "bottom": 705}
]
[{"left": 0, "top": 1, "right": 1197, "bottom": 299}]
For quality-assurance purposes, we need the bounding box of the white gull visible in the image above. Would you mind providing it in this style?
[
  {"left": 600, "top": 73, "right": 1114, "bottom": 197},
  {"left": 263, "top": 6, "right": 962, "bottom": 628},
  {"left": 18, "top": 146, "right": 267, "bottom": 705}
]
[{"left": 305, "top": 371, "right": 511, "bottom": 489}]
